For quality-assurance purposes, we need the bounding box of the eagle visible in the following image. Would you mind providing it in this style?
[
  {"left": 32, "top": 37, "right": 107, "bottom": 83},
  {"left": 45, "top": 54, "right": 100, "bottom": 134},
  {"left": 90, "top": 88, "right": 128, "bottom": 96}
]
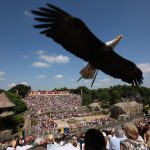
[{"left": 31, "top": 3, "right": 143, "bottom": 86}]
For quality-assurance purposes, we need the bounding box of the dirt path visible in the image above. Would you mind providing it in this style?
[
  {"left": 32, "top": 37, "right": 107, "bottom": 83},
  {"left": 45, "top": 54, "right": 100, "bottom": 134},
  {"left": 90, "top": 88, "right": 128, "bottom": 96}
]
[{"left": 23, "top": 115, "right": 31, "bottom": 131}]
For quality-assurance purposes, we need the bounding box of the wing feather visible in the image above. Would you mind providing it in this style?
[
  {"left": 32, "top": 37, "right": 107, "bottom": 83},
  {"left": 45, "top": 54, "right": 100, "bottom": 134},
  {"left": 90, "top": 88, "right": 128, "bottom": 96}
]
[{"left": 94, "top": 50, "right": 143, "bottom": 85}]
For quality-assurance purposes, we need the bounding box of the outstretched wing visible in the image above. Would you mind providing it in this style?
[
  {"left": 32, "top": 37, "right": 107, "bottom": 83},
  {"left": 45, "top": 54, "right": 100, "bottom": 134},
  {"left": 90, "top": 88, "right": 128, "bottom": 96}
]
[
  {"left": 32, "top": 3, "right": 143, "bottom": 86},
  {"left": 93, "top": 50, "right": 143, "bottom": 86},
  {"left": 31, "top": 3, "right": 105, "bottom": 63}
]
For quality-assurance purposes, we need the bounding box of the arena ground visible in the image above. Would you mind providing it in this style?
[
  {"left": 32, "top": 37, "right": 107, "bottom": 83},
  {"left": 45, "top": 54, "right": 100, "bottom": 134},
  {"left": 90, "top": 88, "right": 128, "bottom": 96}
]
[{"left": 54, "top": 114, "right": 109, "bottom": 128}]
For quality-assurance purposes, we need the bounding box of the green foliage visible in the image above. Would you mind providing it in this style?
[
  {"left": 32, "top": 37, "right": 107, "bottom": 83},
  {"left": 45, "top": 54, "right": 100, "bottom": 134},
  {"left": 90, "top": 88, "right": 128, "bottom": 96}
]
[
  {"left": 74, "top": 86, "right": 91, "bottom": 95},
  {"left": 97, "top": 90, "right": 111, "bottom": 101},
  {"left": 82, "top": 93, "right": 92, "bottom": 106},
  {"left": 138, "top": 87, "right": 150, "bottom": 105},
  {"left": 6, "top": 92, "right": 27, "bottom": 113},
  {"left": 143, "top": 107, "right": 148, "bottom": 115},
  {"left": 52, "top": 87, "right": 69, "bottom": 91},
  {"left": 91, "top": 90, "right": 97, "bottom": 99},
  {"left": 8, "top": 84, "right": 31, "bottom": 98},
  {"left": 0, "top": 89, "right": 6, "bottom": 93},
  {"left": 101, "top": 103, "right": 110, "bottom": 109},
  {"left": 11, "top": 114, "right": 24, "bottom": 125},
  {"left": 109, "top": 89, "right": 121, "bottom": 104}
]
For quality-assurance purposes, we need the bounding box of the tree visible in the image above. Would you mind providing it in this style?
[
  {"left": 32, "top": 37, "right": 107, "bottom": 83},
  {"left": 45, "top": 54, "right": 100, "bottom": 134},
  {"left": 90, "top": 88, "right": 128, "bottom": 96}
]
[
  {"left": 6, "top": 92, "right": 27, "bottom": 114},
  {"left": 74, "top": 86, "right": 91, "bottom": 95},
  {"left": 110, "top": 89, "right": 121, "bottom": 105},
  {"left": 143, "top": 107, "right": 148, "bottom": 116},
  {"left": 138, "top": 87, "right": 150, "bottom": 105},
  {"left": 11, "top": 114, "right": 24, "bottom": 125},
  {"left": 82, "top": 93, "right": 92, "bottom": 106},
  {"left": 8, "top": 84, "right": 31, "bottom": 98},
  {"left": 0, "top": 89, "right": 6, "bottom": 93},
  {"left": 91, "top": 89, "right": 97, "bottom": 100},
  {"left": 96, "top": 90, "right": 111, "bottom": 101},
  {"left": 52, "top": 87, "right": 69, "bottom": 91}
]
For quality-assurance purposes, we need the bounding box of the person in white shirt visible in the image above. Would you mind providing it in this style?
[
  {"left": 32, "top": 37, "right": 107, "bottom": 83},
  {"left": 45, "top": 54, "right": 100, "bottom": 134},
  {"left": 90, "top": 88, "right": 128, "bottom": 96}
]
[
  {"left": 55, "top": 143, "right": 80, "bottom": 150},
  {"left": 109, "top": 128, "right": 126, "bottom": 150}
]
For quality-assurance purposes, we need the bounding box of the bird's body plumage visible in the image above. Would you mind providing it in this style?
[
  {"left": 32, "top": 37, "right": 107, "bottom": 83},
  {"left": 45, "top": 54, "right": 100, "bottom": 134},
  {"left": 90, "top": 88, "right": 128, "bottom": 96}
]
[{"left": 32, "top": 3, "right": 143, "bottom": 86}]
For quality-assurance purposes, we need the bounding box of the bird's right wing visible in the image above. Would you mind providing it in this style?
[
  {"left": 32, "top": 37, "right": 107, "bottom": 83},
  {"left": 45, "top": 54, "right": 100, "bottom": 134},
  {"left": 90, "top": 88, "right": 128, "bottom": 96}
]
[{"left": 95, "top": 49, "right": 143, "bottom": 86}]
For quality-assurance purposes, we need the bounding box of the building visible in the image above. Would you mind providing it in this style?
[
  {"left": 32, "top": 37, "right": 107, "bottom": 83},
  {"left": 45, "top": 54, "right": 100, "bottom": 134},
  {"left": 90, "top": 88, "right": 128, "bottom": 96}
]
[
  {"left": 88, "top": 102, "right": 101, "bottom": 112},
  {"left": 0, "top": 92, "right": 15, "bottom": 140},
  {"left": 111, "top": 101, "right": 143, "bottom": 119}
]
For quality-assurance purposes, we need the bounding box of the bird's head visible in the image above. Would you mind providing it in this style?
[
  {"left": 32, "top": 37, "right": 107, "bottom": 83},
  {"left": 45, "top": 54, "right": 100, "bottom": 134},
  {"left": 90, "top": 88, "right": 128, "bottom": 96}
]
[{"left": 116, "top": 35, "right": 124, "bottom": 40}]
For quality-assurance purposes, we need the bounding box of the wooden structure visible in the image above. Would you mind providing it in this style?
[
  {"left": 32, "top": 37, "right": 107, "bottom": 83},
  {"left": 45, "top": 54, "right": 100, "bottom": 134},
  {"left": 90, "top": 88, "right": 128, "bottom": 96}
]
[{"left": 0, "top": 92, "right": 15, "bottom": 140}]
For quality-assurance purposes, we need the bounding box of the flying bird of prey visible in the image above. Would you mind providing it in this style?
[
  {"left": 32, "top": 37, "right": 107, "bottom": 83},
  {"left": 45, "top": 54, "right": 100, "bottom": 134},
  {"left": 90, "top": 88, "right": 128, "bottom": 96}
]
[{"left": 31, "top": 3, "right": 143, "bottom": 86}]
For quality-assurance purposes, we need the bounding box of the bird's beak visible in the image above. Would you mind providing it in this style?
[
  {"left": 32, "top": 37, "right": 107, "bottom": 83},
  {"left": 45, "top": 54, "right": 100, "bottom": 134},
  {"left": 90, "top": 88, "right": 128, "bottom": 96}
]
[{"left": 117, "top": 35, "right": 124, "bottom": 40}]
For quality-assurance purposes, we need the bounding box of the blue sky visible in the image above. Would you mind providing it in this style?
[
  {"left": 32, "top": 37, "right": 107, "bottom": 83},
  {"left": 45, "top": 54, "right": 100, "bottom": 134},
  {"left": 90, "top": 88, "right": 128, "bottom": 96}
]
[{"left": 0, "top": 0, "right": 150, "bottom": 90}]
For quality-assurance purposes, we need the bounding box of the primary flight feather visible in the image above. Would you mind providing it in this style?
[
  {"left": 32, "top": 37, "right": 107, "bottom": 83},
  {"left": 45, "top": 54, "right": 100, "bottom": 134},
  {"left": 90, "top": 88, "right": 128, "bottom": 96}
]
[{"left": 31, "top": 3, "right": 143, "bottom": 86}]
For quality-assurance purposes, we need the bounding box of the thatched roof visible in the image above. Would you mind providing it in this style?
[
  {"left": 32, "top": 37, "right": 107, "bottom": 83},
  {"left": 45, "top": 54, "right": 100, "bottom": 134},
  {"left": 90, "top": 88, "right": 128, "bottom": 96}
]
[{"left": 0, "top": 93, "right": 15, "bottom": 108}]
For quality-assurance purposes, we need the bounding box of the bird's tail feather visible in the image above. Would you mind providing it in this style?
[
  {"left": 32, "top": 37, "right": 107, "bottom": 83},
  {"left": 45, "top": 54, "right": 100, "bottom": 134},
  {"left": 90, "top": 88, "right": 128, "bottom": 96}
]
[
  {"left": 80, "top": 63, "right": 97, "bottom": 79},
  {"left": 77, "top": 63, "right": 98, "bottom": 87}
]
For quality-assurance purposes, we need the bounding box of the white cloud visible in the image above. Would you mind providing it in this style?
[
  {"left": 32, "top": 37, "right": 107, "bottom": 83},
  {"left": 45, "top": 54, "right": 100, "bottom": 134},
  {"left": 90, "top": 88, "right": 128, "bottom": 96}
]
[
  {"left": 24, "top": 10, "right": 33, "bottom": 19},
  {"left": 69, "top": 78, "right": 75, "bottom": 82},
  {"left": 36, "top": 50, "right": 46, "bottom": 55},
  {"left": 138, "top": 63, "right": 150, "bottom": 73},
  {"left": 83, "top": 79, "right": 91, "bottom": 83},
  {"left": 20, "top": 82, "right": 28, "bottom": 85},
  {"left": 98, "top": 78, "right": 111, "bottom": 83},
  {"left": 32, "top": 62, "right": 50, "bottom": 68},
  {"left": 8, "top": 82, "right": 28, "bottom": 88},
  {"left": 8, "top": 83, "right": 16, "bottom": 88},
  {"left": 22, "top": 55, "right": 29, "bottom": 59},
  {"left": 36, "top": 75, "right": 46, "bottom": 79},
  {"left": 92, "top": 78, "right": 111, "bottom": 87},
  {"left": 53, "top": 74, "right": 64, "bottom": 80},
  {"left": 39, "top": 55, "right": 70, "bottom": 64},
  {"left": 0, "top": 71, "right": 5, "bottom": 80}
]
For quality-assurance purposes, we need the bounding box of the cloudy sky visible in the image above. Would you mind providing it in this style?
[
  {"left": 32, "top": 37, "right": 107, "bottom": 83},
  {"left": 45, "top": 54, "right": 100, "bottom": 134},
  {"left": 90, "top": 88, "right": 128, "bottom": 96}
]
[{"left": 0, "top": 0, "right": 150, "bottom": 90}]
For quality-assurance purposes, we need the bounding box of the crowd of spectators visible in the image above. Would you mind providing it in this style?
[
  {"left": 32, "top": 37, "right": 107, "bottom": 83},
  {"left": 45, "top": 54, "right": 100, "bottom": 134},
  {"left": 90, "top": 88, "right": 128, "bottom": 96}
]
[
  {"left": 30, "top": 114, "right": 57, "bottom": 136},
  {"left": 28, "top": 115, "right": 110, "bottom": 137},
  {"left": 1, "top": 117, "right": 150, "bottom": 149},
  {"left": 24, "top": 93, "right": 94, "bottom": 135},
  {"left": 24, "top": 94, "right": 82, "bottom": 114}
]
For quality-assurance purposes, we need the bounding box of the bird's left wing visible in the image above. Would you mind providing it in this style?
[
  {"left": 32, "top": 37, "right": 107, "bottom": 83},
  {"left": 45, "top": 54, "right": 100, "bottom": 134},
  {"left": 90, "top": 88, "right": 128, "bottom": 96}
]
[{"left": 31, "top": 3, "right": 105, "bottom": 62}]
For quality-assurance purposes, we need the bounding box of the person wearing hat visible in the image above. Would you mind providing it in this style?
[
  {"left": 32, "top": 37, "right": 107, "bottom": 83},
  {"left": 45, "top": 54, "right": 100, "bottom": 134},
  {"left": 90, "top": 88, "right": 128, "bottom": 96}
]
[
  {"left": 47, "top": 134, "right": 61, "bottom": 150},
  {"left": 120, "top": 123, "right": 148, "bottom": 150}
]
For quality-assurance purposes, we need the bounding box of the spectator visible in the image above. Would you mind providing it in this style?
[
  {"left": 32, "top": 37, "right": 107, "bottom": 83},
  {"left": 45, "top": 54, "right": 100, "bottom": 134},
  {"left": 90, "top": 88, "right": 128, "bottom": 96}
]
[
  {"left": 84, "top": 128, "right": 106, "bottom": 150},
  {"left": 109, "top": 128, "right": 126, "bottom": 150},
  {"left": 120, "top": 123, "right": 148, "bottom": 150},
  {"left": 144, "top": 128, "right": 150, "bottom": 148}
]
